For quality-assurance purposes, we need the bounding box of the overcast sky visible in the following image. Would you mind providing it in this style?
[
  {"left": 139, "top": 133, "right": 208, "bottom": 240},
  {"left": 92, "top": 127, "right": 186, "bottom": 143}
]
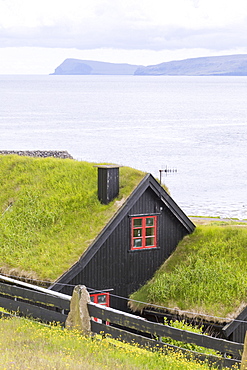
[{"left": 1, "top": 0, "right": 247, "bottom": 74}]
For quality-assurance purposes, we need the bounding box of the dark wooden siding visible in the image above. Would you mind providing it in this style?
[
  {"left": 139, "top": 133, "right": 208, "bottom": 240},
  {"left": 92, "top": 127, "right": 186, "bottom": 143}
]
[
  {"left": 60, "top": 187, "right": 189, "bottom": 311},
  {"left": 97, "top": 166, "right": 119, "bottom": 204},
  {"left": 222, "top": 306, "right": 247, "bottom": 343},
  {"left": 230, "top": 323, "right": 247, "bottom": 343}
]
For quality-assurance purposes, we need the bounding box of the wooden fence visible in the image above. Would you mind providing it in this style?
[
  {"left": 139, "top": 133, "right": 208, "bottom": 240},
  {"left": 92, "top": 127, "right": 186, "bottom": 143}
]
[
  {"left": 0, "top": 275, "right": 70, "bottom": 323},
  {"left": 89, "top": 303, "right": 243, "bottom": 369},
  {"left": 0, "top": 276, "right": 244, "bottom": 369}
]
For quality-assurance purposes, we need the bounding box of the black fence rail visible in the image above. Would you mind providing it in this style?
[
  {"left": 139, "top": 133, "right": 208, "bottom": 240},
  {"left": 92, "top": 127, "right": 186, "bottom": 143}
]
[
  {"left": 88, "top": 303, "right": 243, "bottom": 369},
  {"left": 0, "top": 277, "right": 244, "bottom": 369},
  {"left": 0, "top": 275, "right": 70, "bottom": 323}
]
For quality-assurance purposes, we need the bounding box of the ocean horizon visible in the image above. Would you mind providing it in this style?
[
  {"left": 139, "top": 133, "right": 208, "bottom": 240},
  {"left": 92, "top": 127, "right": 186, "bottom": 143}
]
[{"left": 0, "top": 74, "right": 246, "bottom": 220}]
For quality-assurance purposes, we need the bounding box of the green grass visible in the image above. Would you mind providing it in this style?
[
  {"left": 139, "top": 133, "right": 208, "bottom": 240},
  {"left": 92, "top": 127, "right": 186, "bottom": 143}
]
[
  {"left": 161, "top": 318, "right": 218, "bottom": 355},
  {"left": 130, "top": 224, "right": 247, "bottom": 319},
  {"left": 0, "top": 155, "right": 145, "bottom": 281},
  {"left": 0, "top": 316, "right": 226, "bottom": 370}
]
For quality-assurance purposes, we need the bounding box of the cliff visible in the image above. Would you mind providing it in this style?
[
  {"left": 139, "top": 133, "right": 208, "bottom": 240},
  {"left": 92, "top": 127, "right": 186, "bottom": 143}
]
[
  {"left": 51, "top": 54, "right": 247, "bottom": 76},
  {"left": 134, "top": 54, "right": 247, "bottom": 76},
  {"left": 51, "top": 58, "right": 141, "bottom": 75}
]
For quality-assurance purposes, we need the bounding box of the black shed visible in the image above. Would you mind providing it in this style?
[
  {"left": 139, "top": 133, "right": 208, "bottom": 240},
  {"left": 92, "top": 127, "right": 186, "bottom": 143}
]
[
  {"left": 50, "top": 167, "right": 195, "bottom": 311},
  {"left": 222, "top": 306, "right": 247, "bottom": 343}
]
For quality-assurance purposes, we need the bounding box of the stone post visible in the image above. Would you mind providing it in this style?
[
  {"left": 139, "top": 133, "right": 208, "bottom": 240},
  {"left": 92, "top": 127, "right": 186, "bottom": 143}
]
[
  {"left": 241, "top": 332, "right": 247, "bottom": 370},
  {"left": 65, "top": 285, "right": 91, "bottom": 336}
]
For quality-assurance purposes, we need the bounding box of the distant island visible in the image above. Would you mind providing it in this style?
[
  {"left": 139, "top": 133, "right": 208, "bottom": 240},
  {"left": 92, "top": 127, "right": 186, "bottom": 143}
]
[
  {"left": 51, "top": 54, "right": 247, "bottom": 76},
  {"left": 51, "top": 59, "right": 141, "bottom": 75}
]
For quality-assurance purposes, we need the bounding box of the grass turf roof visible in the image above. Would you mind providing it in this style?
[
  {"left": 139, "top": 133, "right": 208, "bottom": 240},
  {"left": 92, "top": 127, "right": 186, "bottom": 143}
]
[
  {"left": 129, "top": 222, "right": 247, "bottom": 321},
  {"left": 0, "top": 155, "right": 145, "bottom": 282}
]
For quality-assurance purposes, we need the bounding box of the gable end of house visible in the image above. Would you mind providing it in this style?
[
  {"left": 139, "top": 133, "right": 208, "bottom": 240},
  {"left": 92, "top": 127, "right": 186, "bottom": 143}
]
[{"left": 49, "top": 173, "right": 195, "bottom": 311}]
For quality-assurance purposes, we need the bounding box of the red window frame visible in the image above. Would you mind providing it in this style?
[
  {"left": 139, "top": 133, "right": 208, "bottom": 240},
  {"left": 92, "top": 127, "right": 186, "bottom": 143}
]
[
  {"left": 131, "top": 215, "right": 157, "bottom": 250},
  {"left": 90, "top": 292, "right": 110, "bottom": 307},
  {"left": 90, "top": 292, "right": 110, "bottom": 325}
]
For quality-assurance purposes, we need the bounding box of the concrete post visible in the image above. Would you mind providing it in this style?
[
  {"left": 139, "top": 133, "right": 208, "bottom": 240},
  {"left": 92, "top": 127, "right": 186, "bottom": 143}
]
[
  {"left": 241, "top": 332, "right": 247, "bottom": 370},
  {"left": 65, "top": 285, "right": 91, "bottom": 336}
]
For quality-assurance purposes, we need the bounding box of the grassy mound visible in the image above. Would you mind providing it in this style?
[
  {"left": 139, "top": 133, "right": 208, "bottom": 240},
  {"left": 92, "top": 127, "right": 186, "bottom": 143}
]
[
  {"left": 0, "top": 316, "right": 222, "bottom": 370},
  {"left": 130, "top": 224, "right": 247, "bottom": 319},
  {"left": 0, "top": 155, "right": 145, "bottom": 281}
]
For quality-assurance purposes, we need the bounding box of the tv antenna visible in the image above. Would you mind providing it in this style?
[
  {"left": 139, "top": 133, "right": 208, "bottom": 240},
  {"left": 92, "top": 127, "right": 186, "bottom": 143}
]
[{"left": 159, "top": 166, "right": 177, "bottom": 184}]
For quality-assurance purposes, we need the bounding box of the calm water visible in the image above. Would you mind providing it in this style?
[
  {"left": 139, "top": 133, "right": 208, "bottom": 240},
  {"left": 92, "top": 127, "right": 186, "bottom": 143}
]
[{"left": 0, "top": 75, "right": 246, "bottom": 219}]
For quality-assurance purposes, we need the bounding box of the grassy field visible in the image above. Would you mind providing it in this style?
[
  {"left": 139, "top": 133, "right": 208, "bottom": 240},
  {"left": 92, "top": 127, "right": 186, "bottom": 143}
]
[
  {"left": 0, "top": 316, "right": 226, "bottom": 370},
  {"left": 0, "top": 155, "right": 145, "bottom": 281},
  {"left": 130, "top": 222, "right": 247, "bottom": 319},
  {"left": 0, "top": 155, "right": 245, "bottom": 368}
]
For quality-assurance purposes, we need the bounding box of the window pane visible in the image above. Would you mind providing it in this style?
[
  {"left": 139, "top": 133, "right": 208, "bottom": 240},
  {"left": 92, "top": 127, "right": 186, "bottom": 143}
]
[
  {"left": 145, "top": 237, "right": 154, "bottom": 246},
  {"left": 146, "top": 227, "right": 154, "bottom": 236},
  {"left": 97, "top": 294, "right": 107, "bottom": 304},
  {"left": 146, "top": 217, "right": 154, "bottom": 226},
  {"left": 134, "top": 218, "right": 142, "bottom": 227},
  {"left": 134, "top": 238, "right": 142, "bottom": 248},
  {"left": 134, "top": 228, "right": 142, "bottom": 237},
  {"left": 90, "top": 296, "right": 95, "bottom": 302}
]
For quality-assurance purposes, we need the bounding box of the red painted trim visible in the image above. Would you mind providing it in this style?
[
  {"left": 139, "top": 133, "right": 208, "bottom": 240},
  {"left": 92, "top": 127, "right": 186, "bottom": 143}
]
[
  {"left": 90, "top": 292, "right": 110, "bottom": 307},
  {"left": 90, "top": 292, "right": 110, "bottom": 325},
  {"left": 131, "top": 215, "right": 157, "bottom": 250}
]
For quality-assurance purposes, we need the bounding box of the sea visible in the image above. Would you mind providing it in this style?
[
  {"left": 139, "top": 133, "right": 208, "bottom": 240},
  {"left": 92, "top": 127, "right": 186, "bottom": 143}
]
[{"left": 0, "top": 74, "right": 246, "bottom": 220}]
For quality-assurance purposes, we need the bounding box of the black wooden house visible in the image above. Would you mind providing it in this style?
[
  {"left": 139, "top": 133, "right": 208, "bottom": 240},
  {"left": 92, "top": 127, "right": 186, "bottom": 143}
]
[
  {"left": 222, "top": 306, "right": 247, "bottom": 343},
  {"left": 50, "top": 166, "right": 195, "bottom": 311}
]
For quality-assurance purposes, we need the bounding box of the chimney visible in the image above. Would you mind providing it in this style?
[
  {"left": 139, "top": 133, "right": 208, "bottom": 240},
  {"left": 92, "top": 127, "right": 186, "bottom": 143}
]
[{"left": 96, "top": 165, "right": 119, "bottom": 204}]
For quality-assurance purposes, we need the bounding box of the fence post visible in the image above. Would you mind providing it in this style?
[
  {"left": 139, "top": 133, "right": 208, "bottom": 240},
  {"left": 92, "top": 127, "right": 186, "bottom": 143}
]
[
  {"left": 65, "top": 285, "right": 91, "bottom": 336},
  {"left": 241, "top": 332, "right": 247, "bottom": 370}
]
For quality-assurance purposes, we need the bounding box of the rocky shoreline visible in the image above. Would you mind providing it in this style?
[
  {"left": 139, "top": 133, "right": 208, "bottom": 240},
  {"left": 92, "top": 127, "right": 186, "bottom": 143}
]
[{"left": 0, "top": 150, "right": 73, "bottom": 159}]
